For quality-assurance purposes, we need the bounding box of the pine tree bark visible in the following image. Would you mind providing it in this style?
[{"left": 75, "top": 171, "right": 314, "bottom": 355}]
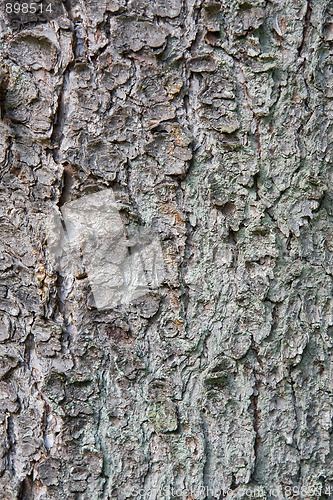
[{"left": 0, "top": 0, "right": 332, "bottom": 498}]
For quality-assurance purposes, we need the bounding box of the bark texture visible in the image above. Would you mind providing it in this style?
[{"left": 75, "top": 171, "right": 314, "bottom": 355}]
[{"left": 0, "top": 0, "right": 333, "bottom": 498}]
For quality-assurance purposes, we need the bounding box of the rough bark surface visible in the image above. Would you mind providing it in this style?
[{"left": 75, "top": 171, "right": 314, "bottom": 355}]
[{"left": 0, "top": 0, "right": 333, "bottom": 498}]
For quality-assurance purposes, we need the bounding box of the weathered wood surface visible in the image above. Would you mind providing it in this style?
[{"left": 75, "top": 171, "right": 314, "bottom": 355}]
[{"left": 0, "top": 0, "right": 333, "bottom": 498}]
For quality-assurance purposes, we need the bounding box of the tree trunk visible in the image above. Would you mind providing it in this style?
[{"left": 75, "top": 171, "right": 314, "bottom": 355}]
[{"left": 0, "top": 0, "right": 332, "bottom": 498}]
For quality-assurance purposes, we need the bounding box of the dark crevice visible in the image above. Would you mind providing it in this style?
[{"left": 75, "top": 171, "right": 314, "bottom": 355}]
[
  {"left": 17, "top": 475, "right": 33, "bottom": 500},
  {"left": 298, "top": 0, "right": 312, "bottom": 58},
  {"left": 254, "top": 118, "right": 262, "bottom": 163},
  {"left": 0, "top": 133, "right": 13, "bottom": 182},
  {"left": 252, "top": 172, "right": 260, "bottom": 201},
  {"left": 250, "top": 341, "right": 263, "bottom": 483},
  {"left": 201, "top": 411, "right": 212, "bottom": 493},
  {"left": 221, "top": 201, "right": 236, "bottom": 216},
  {"left": 0, "top": 64, "right": 9, "bottom": 120},
  {"left": 57, "top": 164, "right": 74, "bottom": 208},
  {"left": 64, "top": 0, "right": 71, "bottom": 14},
  {"left": 5, "top": 414, "right": 15, "bottom": 472},
  {"left": 24, "top": 333, "right": 34, "bottom": 369}
]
